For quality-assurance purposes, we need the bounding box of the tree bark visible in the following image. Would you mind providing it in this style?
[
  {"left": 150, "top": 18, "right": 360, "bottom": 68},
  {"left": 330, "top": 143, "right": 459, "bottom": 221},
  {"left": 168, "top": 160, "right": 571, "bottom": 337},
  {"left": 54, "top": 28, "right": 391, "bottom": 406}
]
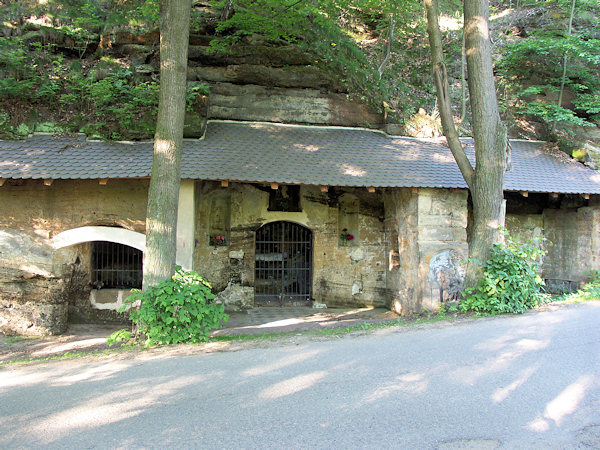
[
  {"left": 143, "top": 0, "right": 192, "bottom": 289},
  {"left": 463, "top": 0, "right": 508, "bottom": 287},
  {"left": 424, "top": 0, "right": 508, "bottom": 289}
]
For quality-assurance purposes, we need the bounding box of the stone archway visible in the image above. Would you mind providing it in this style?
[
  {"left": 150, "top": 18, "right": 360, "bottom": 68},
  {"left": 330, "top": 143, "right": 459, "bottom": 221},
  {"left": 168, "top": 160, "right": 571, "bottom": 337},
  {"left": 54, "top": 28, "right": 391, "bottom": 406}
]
[{"left": 52, "top": 226, "right": 146, "bottom": 251}]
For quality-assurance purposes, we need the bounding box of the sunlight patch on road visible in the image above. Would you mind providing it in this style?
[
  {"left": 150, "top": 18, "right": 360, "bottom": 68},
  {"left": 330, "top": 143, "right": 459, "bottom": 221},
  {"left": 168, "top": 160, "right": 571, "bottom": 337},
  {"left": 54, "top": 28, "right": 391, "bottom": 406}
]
[
  {"left": 492, "top": 364, "right": 539, "bottom": 403},
  {"left": 364, "top": 371, "right": 429, "bottom": 403},
  {"left": 49, "top": 361, "right": 132, "bottom": 385},
  {"left": 260, "top": 371, "right": 327, "bottom": 399},
  {"left": 452, "top": 339, "right": 549, "bottom": 385},
  {"left": 242, "top": 349, "right": 323, "bottom": 377},
  {"left": 526, "top": 374, "right": 594, "bottom": 431},
  {"left": 27, "top": 374, "right": 206, "bottom": 444}
]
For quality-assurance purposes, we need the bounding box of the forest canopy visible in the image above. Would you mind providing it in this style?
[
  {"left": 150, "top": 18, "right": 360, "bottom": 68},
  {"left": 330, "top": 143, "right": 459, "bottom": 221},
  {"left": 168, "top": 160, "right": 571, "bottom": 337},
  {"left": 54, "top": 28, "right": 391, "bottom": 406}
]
[{"left": 0, "top": 0, "right": 598, "bottom": 151}]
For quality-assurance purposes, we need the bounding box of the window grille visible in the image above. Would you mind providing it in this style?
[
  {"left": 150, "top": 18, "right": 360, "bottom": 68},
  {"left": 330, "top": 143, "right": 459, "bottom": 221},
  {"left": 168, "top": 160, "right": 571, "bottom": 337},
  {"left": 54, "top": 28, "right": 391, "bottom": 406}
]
[
  {"left": 91, "top": 241, "right": 143, "bottom": 289},
  {"left": 254, "top": 221, "right": 312, "bottom": 306}
]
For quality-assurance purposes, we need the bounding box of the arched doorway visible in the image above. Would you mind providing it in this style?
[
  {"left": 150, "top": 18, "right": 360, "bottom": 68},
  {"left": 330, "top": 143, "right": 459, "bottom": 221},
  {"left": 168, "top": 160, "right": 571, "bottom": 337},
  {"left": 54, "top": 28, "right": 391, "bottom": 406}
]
[{"left": 254, "top": 221, "right": 313, "bottom": 306}]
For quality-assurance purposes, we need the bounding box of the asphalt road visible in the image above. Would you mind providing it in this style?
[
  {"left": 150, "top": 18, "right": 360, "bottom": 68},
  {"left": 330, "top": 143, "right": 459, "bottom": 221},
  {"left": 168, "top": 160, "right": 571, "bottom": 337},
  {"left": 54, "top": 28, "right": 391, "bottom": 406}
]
[{"left": 1, "top": 302, "right": 599, "bottom": 449}]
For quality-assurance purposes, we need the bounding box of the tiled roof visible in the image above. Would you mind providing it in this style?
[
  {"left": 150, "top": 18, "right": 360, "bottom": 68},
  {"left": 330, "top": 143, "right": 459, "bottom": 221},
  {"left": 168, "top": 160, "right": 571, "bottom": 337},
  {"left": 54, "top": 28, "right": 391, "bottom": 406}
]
[{"left": 1, "top": 121, "right": 600, "bottom": 194}]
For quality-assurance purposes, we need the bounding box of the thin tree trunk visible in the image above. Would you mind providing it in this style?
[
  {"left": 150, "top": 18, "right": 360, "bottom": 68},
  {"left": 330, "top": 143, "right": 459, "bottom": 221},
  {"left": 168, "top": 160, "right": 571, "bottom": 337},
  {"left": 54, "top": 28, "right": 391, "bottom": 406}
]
[
  {"left": 143, "top": 0, "right": 192, "bottom": 289},
  {"left": 424, "top": 0, "right": 474, "bottom": 186},
  {"left": 378, "top": 15, "right": 395, "bottom": 79},
  {"left": 554, "top": 0, "right": 576, "bottom": 133},
  {"left": 460, "top": 30, "right": 467, "bottom": 122}
]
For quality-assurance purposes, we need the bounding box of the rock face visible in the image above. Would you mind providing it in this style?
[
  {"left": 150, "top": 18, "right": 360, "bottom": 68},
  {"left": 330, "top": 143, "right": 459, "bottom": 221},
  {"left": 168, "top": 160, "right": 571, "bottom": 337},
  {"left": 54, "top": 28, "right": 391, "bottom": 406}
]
[
  {"left": 107, "top": 30, "right": 384, "bottom": 131},
  {"left": 213, "top": 282, "right": 254, "bottom": 312},
  {"left": 0, "top": 179, "right": 148, "bottom": 335}
]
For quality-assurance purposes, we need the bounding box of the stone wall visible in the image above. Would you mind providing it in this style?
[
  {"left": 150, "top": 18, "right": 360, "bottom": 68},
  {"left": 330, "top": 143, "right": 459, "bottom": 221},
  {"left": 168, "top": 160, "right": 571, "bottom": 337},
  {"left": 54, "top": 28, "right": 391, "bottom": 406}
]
[
  {"left": 417, "top": 189, "right": 468, "bottom": 309},
  {"left": 0, "top": 179, "right": 147, "bottom": 334},
  {"left": 384, "top": 188, "right": 468, "bottom": 314},
  {"left": 193, "top": 182, "right": 387, "bottom": 309},
  {"left": 543, "top": 206, "right": 600, "bottom": 282},
  {"left": 506, "top": 197, "right": 600, "bottom": 289}
]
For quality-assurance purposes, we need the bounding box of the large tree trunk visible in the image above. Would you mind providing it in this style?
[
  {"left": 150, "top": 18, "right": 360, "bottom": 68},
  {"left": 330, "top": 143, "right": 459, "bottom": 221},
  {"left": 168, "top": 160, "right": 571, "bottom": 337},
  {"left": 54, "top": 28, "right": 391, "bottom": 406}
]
[
  {"left": 463, "top": 0, "right": 508, "bottom": 287},
  {"left": 424, "top": 0, "right": 508, "bottom": 290},
  {"left": 143, "top": 0, "right": 192, "bottom": 289}
]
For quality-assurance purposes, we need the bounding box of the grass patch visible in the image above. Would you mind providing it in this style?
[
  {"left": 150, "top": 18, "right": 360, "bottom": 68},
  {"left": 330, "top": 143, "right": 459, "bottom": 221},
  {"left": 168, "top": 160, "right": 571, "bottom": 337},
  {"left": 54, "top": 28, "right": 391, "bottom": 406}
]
[
  {"left": 550, "top": 271, "right": 600, "bottom": 304},
  {"left": 211, "top": 312, "right": 457, "bottom": 342}
]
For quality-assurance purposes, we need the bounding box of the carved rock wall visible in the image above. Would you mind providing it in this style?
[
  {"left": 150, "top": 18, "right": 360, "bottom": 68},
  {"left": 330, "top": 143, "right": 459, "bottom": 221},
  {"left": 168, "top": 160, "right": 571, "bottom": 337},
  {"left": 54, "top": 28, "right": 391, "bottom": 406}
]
[
  {"left": 193, "top": 182, "right": 387, "bottom": 308},
  {"left": 0, "top": 179, "right": 147, "bottom": 335}
]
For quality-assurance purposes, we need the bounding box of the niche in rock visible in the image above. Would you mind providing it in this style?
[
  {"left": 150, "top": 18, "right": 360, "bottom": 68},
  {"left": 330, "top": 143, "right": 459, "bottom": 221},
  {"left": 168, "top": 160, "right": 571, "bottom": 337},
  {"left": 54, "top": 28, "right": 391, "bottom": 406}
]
[
  {"left": 338, "top": 193, "right": 359, "bottom": 246},
  {"left": 208, "top": 192, "right": 231, "bottom": 247}
]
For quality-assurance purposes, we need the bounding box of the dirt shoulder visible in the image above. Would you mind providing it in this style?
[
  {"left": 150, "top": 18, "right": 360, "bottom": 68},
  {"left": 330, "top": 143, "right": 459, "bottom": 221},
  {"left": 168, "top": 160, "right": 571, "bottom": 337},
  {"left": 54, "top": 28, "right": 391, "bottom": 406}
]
[{"left": 0, "top": 301, "right": 591, "bottom": 366}]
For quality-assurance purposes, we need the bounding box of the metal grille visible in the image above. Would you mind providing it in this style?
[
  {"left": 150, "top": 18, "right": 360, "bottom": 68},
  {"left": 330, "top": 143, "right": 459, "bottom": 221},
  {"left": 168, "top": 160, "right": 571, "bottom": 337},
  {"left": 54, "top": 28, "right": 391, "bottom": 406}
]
[
  {"left": 254, "top": 221, "right": 312, "bottom": 306},
  {"left": 91, "top": 241, "right": 143, "bottom": 289}
]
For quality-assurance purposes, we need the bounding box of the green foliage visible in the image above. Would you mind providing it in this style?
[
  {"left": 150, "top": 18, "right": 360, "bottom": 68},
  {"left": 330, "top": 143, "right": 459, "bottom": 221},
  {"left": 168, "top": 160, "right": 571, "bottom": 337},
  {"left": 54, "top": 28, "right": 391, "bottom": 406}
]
[
  {"left": 556, "top": 270, "right": 600, "bottom": 302},
  {"left": 186, "top": 82, "right": 210, "bottom": 111},
  {"left": 497, "top": 2, "right": 600, "bottom": 129},
  {"left": 121, "top": 268, "right": 228, "bottom": 346},
  {"left": 460, "top": 231, "right": 548, "bottom": 315},
  {"left": 106, "top": 328, "right": 132, "bottom": 347}
]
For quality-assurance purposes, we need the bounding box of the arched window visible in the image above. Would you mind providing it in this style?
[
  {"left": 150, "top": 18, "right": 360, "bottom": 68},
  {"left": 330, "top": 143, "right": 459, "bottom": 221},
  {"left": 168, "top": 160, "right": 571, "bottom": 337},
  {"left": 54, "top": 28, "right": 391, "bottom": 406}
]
[{"left": 91, "top": 241, "right": 143, "bottom": 289}]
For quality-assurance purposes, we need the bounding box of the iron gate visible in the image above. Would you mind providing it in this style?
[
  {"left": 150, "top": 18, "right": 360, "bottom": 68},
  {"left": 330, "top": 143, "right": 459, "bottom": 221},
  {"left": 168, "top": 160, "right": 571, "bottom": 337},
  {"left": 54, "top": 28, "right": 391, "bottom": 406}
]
[{"left": 254, "top": 221, "right": 313, "bottom": 306}]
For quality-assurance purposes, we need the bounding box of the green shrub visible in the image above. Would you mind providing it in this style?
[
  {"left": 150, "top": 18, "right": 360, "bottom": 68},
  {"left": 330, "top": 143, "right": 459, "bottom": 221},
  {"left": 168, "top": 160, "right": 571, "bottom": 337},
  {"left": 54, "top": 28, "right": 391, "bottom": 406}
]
[
  {"left": 106, "top": 328, "right": 132, "bottom": 347},
  {"left": 121, "top": 268, "right": 228, "bottom": 346},
  {"left": 460, "top": 231, "right": 547, "bottom": 315}
]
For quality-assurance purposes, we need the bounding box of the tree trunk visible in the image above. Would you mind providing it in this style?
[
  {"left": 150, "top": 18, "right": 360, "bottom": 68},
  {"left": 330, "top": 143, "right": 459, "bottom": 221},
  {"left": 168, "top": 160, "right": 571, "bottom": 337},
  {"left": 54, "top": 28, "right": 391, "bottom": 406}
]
[
  {"left": 554, "top": 0, "right": 576, "bottom": 133},
  {"left": 463, "top": 0, "right": 508, "bottom": 287},
  {"left": 424, "top": 0, "right": 508, "bottom": 290},
  {"left": 143, "top": 0, "right": 192, "bottom": 290}
]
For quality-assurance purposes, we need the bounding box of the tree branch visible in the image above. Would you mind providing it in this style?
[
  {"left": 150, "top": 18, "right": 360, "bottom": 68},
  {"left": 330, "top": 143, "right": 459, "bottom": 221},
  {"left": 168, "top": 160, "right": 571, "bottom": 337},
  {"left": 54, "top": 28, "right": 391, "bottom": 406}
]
[{"left": 424, "top": 0, "right": 474, "bottom": 188}]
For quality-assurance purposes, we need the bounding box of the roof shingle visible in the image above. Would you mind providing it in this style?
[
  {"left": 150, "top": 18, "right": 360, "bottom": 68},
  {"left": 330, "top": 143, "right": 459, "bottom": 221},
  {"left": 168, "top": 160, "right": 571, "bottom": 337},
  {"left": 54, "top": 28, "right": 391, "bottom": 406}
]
[{"left": 1, "top": 121, "right": 599, "bottom": 194}]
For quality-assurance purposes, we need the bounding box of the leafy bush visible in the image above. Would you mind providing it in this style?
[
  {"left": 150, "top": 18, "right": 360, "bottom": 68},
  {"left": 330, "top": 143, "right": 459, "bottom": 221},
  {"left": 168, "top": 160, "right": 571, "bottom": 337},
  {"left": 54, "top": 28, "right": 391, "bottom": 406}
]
[
  {"left": 460, "top": 231, "right": 547, "bottom": 315},
  {"left": 106, "top": 328, "right": 132, "bottom": 347},
  {"left": 121, "top": 268, "right": 228, "bottom": 346}
]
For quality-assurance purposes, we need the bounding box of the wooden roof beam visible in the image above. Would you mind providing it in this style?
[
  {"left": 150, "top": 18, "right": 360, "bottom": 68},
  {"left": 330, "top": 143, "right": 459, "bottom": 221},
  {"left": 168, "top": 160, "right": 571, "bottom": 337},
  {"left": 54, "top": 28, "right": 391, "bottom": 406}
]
[
  {"left": 270, "top": 182, "right": 279, "bottom": 190},
  {"left": 221, "top": 180, "right": 229, "bottom": 188},
  {"left": 0, "top": 178, "right": 5, "bottom": 187},
  {"left": 367, "top": 186, "right": 376, "bottom": 193},
  {"left": 43, "top": 178, "right": 53, "bottom": 186},
  {"left": 99, "top": 178, "right": 108, "bottom": 185},
  {"left": 319, "top": 185, "right": 328, "bottom": 192},
  {"left": 520, "top": 191, "right": 529, "bottom": 197}
]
